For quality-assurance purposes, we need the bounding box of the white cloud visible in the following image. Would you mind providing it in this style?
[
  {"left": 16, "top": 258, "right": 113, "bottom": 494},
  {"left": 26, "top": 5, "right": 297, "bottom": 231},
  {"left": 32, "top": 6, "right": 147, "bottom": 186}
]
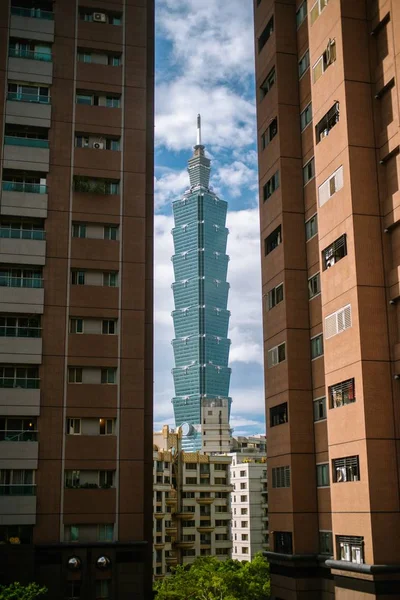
[
  {"left": 154, "top": 168, "right": 188, "bottom": 212},
  {"left": 213, "top": 161, "right": 258, "bottom": 198}
]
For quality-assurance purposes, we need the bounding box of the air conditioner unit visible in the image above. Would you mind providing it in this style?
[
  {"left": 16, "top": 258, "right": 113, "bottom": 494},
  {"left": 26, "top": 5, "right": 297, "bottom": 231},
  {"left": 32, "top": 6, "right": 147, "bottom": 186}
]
[
  {"left": 93, "top": 141, "right": 104, "bottom": 150},
  {"left": 93, "top": 12, "right": 107, "bottom": 22}
]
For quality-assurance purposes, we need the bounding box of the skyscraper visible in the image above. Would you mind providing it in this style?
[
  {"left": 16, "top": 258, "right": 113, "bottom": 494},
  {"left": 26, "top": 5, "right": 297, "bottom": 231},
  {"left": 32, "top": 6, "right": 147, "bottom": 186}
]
[
  {"left": 254, "top": 0, "right": 400, "bottom": 598},
  {"left": 171, "top": 117, "right": 232, "bottom": 452},
  {"left": 0, "top": 1, "right": 154, "bottom": 598}
]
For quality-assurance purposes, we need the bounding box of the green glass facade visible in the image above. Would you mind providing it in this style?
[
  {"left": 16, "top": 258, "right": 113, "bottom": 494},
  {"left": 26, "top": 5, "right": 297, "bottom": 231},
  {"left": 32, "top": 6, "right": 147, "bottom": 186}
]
[{"left": 171, "top": 143, "right": 231, "bottom": 451}]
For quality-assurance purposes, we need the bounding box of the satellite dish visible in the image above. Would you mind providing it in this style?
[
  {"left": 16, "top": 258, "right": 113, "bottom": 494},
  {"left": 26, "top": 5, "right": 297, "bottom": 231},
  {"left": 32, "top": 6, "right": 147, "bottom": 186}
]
[{"left": 180, "top": 422, "right": 193, "bottom": 437}]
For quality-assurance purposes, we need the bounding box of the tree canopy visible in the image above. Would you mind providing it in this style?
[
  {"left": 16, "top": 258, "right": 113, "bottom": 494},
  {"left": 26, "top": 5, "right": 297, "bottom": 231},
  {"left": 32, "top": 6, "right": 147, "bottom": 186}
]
[
  {"left": 0, "top": 582, "right": 47, "bottom": 600},
  {"left": 154, "top": 554, "right": 270, "bottom": 600}
]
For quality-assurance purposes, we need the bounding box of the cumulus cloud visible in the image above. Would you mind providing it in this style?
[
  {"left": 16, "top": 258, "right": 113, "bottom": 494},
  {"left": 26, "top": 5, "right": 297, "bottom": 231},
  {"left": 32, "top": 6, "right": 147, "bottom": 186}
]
[{"left": 155, "top": 168, "right": 188, "bottom": 212}]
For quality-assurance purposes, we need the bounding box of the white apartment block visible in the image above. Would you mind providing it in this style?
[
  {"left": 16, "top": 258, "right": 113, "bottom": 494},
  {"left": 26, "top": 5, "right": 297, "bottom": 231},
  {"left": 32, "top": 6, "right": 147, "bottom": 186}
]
[{"left": 230, "top": 448, "right": 268, "bottom": 561}]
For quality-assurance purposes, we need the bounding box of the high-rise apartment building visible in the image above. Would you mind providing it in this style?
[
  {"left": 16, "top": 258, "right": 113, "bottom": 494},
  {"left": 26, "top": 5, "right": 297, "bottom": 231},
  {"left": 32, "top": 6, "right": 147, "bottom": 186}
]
[
  {"left": 153, "top": 426, "right": 232, "bottom": 580},
  {"left": 0, "top": 1, "right": 154, "bottom": 598},
  {"left": 254, "top": 0, "right": 400, "bottom": 598},
  {"left": 171, "top": 117, "right": 232, "bottom": 452}
]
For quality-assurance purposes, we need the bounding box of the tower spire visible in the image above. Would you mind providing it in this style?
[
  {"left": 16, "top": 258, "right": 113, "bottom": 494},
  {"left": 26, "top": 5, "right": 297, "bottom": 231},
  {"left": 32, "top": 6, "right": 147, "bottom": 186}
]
[{"left": 196, "top": 114, "right": 202, "bottom": 146}]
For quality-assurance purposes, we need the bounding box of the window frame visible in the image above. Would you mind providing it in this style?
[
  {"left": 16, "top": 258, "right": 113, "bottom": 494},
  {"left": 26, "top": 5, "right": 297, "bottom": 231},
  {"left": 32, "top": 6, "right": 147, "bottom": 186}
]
[
  {"left": 266, "top": 282, "right": 284, "bottom": 310},
  {"left": 308, "top": 272, "right": 321, "bottom": 299},
  {"left": 313, "top": 396, "right": 327, "bottom": 422},
  {"left": 305, "top": 213, "right": 318, "bottom": 241},
  {"left": 303, "top": 157, "right": 315, "bottom": 185},
  {"left": 300, "top": 102, "right": 312, "bottom": 131},
  {"left": 265, "top": 225, "right": 282, "bottom": 255},
  {"left": 258, "top": 16, "right": 274, "bottom": 53},
  {"left": 270, "top": 402, "right": 288, "bottom": 427},
  {"left": 311, "top": 333, "right": 324, "bottom": 360},
  {"left": 68, "top": 367, "right": 83, "bottom": 384},
  {"left": 260, "top": 66, "right": 276, "bottom": 99},
  {"left": 296, "top": 1, "right": 308, "bottom": 28},
  {"left": 298, "top": 49, "right": 310, "bottom": 79},
  {"left": 316, "top": 462, "right": 330, "bottom": 487},
  {"left": 267, "top": 342, "right": 286, "bottom": 368}
]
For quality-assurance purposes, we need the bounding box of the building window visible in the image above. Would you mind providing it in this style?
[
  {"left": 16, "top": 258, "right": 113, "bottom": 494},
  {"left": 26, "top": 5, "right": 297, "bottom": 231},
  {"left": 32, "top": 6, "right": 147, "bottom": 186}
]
[
  {"left": 72, "top": 223, "right": 86, "bottom": 238},
  {"left": 240, "top": 483, "right": 247, "bottom": 490},
  {"left": 70, "top": 318, "right": 83, "bottom": 334},
  {"left": 296, "top": 1, "right": 308, "bottom": 28},
  {"left": 242, "top": 534, "right": 248, "bottom": 541},
  {"left": 261, "top": 118, "right": 278, "bottom": 149},
  {"left": 265, "top": 225, "right": 282, "bottom": 255},
  {"left": 104, "top": 225, "right": 118, "bottom": 240},
  {"left": 333, "top": 456, "right": 360, "bottom": 483},
  {"left": 68, "top": 368, "right": 82, "bottom": 384},
  {"left": 242, "top": 547, "right": 249, "bottom": 554},
  {"left": 322, "top": 234, "right": 347, "bottom": 270},
  {"left": 96, "top": 579, "right": 111, "bottom": 599},
  {"left": 8, "top": 83, "right": 49, "bottom": 104},
  {"left": 99, "top": 418, "right": 114, "bottom": 435},
  {"left": 311, "top": 334, "right": 323, "bottom": 359},
  {"left": 102, "top": 320, "right": 116, "bottom": 335},
  {"left": 258, "top": 16, "right": 274, "bottom": 52},
  {"left": 260, "top": 66, "right": 276, "bottom": 99},
  {"left": 106, "top": 96, "right": 121, "bottom": 108},
  {"left": 305, "top": 214, "right": 318, "bottom": 241},
  {"left": 263, "top": 170, "right": 280, "bottom": 201},
  {"left": 241, "top": 521, "right": 248, "bottom": 527},
  {"left": 319, "top": 531, "right": 333, "bottom": 556},
  {"left": 298, "top": 49, "right": 310, "bottom": 78},
  {"left": 316, "top": 102, "right": 340, "bottom": 143},
  {"left": 308, "top": 272, "right": 321, "bottom": 299},
  {"left": 337, "top": 536, "right": 364, "bottom": 564},
  {"left": 270, "top": 402, "right": 288, "bottom": 427},
  {"left": 313, "top": 397, "right": 327, "bottom": 421},
  {"left": 101, "top": 368, "right": 116, "bottom": 384},
  {"left": 313, "top": 39, "right": 336, "bottom": 83},
  {"left": 311, "top": 0, "right": 329, "bottom": 26},
  {"left": 317, "top": 463, "right": 329, "bottom": 487},
  {"left": 318, "top": 166, "right": 343, "bottom": 207},
  {"left": 241, "top": 508, "right": 248, "bottom": 515},
  {"left": 272, "top": 466, "right": 291, "bottom": 488},
  {"left": 329, "top": 378, "right": 355, "bottom": 409},
  {"left": 98, "top": 524, "right": 113, "bottom": 542},
  {"left": 267, "top": 342, "right": 286, "bottom": 368},
  {"left": 66, "top": 418, "right": 81, "bottom": 435},
  {"left": 240, "top": 495, "right": 247, "bottom": 502},
  {"left": 303, "top": 157, "right": 315, "bottom": 185},
  {"left": 300, "top": 102, "right": 312, "bottom": 131},
  {"left": 65, "top": 581, "right": 81, "bottom": 600},
  {"left": 274, "top": 531, "right": 292, "bottom": 554},
  {"left": 71, "top": 270, "right": 85, "bottom": 285},
  {"left": 239, "top": 470, "right": 246, "bottom": 477},
  {"left": 103, "top": 272, "right": 118, "bottom": 287},
  {"left": 267, "top": 283, "right": 284, "bottom": 310},
  {"left": 325, "top": 304, "right": 352, "bottom": 339}
]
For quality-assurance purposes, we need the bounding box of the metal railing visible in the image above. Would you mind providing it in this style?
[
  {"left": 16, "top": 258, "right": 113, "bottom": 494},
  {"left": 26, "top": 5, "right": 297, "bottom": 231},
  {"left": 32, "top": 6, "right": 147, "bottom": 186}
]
[
  {"left": 0, "top": 484, "right": 36, "bottom": 496},
  {"left": 4, "top": 136, "right": 49, "bottom": 149},
  {"left": 7, "top": 91, "right": 50, "bottom": 104},
  {"left": 11, "top": 6, "right": 54, "bottom": 20},
  {"left": 0, "top": 227, "right": 45, "bottom": 240},
  {"left": 0, "top": 430, "right": 38, "bottom": 442},
  {"left": 0, "top": 378, "right": 40, "bottom": 389},
  {"left": 9, "top": 47, "right": 52, "bottom": 62},
  {"left": 0, "top": 325, "right": 42, "bottom": 338},
  {"left": 0, "top": 275, "right": 43, "bottom": 288},
  {"left": 2, "top": 181, "right": 47, "bottom": 194}
]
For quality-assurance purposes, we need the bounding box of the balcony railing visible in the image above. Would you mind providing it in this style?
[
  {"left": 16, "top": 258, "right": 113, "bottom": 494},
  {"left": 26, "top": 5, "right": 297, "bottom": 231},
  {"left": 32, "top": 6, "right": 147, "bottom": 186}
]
[
  {"left": 2, "top": 181, "right": 47, "bottom": 194},
  {"left": 9, "top": 47, "right": 52, "bottom": 62},
  {"left": 11, "top": 6, "right": 54, "bottom": 20},
  {"left": 7, "top": 92, "right": 50, "bottom": 104},
  {"left": 0, "top": 227, "right": 46, "bottom": 240},
  {"left": 0, "top": 378, "right": 40, "bottom": 389},
  {"left": 0, "top": 484, "right": 36, "bottom": 496},
  {"left": 0, "top": 430, "right": 38, "bottom": 442},
  {"left": 4, "top": 136, "right": 49, "bottom": 149},
  {"left": 0, "top": 276, "right": 43, "bottom": 289},
  {"left": 0, "top": 325, "right": 42, "bottom": 338}
]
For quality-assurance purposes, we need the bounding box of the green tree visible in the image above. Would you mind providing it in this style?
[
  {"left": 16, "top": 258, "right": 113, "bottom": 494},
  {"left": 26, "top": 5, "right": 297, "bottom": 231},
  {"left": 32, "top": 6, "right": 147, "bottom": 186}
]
[
  {"left": 0, "top": 582, "right": 47, "bottom": 600},
  {"left": 154, "top": 554, "right": 270, "bottom": 600}
]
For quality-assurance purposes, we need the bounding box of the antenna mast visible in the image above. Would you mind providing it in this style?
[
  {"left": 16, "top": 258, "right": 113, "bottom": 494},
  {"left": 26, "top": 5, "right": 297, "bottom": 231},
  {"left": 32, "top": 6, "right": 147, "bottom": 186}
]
[{"left": 196, "top": 114, "right": 202, "bottom": 146}]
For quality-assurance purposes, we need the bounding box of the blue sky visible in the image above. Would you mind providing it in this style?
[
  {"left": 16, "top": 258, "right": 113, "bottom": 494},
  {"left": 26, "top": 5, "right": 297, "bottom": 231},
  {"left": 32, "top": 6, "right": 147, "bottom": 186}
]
[{"left": 154, "top": 0, "right": 265, "bottom": 437}]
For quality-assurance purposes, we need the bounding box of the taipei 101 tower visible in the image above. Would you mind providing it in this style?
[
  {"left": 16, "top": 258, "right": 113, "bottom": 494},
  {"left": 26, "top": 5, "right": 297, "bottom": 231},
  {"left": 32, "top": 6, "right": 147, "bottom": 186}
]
[{"left": 171, "top": 116, "right": 232, "bottom": 452}]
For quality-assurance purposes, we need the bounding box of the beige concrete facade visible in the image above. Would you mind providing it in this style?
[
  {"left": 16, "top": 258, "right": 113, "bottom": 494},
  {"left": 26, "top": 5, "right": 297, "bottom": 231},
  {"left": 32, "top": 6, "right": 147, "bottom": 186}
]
[
  {"left": 0, "top": 1, "right": 154, "bottom": 598},
  {"left": 254, "top": 0, "right": 400, "bottom": 598}
]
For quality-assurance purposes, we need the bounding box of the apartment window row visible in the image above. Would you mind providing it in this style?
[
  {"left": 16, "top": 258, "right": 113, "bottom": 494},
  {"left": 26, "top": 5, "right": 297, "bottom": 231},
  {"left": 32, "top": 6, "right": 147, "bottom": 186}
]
[
  {"left": 323, "top": 234, "right": 347, "bottom": 269},
  {"left": 313, "top": 39, "right": 336, "bottom": 83},
  {"left": 261, "top": 118, "right": 278, "bottom": 149},
  {"left": 8, "top": 82, "right": 49, "bottom": 104},
  {"left": 296, "top": 1, "right": 307, "bottom": 28},
  {"left": 73, "top": 176, "right": 119, "bottom": 195},
  {"left": 70, "top": 318, "right": 117, "bottom": 335},
  {"left": 79, "top": 9, "right": 121, "bottom": 25},
  {"left": 267, "top": 342, "right": 285, "bottom": 368},
  {"left": 305, "top": 213, "right": 318, "bottom": 240},
  {"left": 266, "top": 282, "right": 283, "bottom": 310},
  {"left": 258, "top": 16, "right": 274, "bottom": 53},
  {"left": 263, "top": 170, "right": 279, "bottom": 201},
  {"left": 0, "top": 418, "right": 37, "bottom": 441},
  {"left": 300, "top": 102, "right": 312, "bottom": 131},
  {"left": 270, "top": 402, "right": 287, "bottom": 427},
  {"left": 329, "top": 378, "right": 355, "bottom": 408},
  {"left": 68, "top": 367, "right": 117, "bottom": 384},
  {"left": 333, "top": 456, "right": 359, "bottom": 483},
  {"left": 271, "top": 466, "right": 290, "bottom": 489},
  {"left": 72, "top": 223, "right": 118, "bottom": 240},
  {"left": 0, "top": 316, "right": 40, "bottom": 338},
  {"left": 65, "top": 524, "right": 113, "bottom": 543},
  {"left": 77, "top": 50, "right": 121, "bottom": 66},
  {"left": 316, "top": 102, "right": 340, "bottom": 143},
  {"left": 65, "top": 469, "right": 114, "bottom": 489},
  {"left": 71, "top": 270, "right": 118, "bottom": 287},
  {"left": 311, "top": 0, "right": 329, "bottom": 25},
  {"left": 319, "top": 166, "right": 344, "bottom": 206},
  {"left": 338, "top": 536, "right": 364, "bottom": 564},
  {"left": 308, "top": 272, "right": 320, "bottom": 299},
  {"left": 76, "top": 91, "right": 120, "bottom": 107},
  {"left": 260, "top": 67, "right": 275, "bottom": 100},
  {"left": 9, "top": 39, "right": 52, "bottom": 62},
  {"left": 325, "top": 304, "right": 352, "bottom": 339},
  {"left": 0, "top": 366, "right": 39, "bottom": 389},
  {"left": 66, "top": 418, "right": 115, "bottom": 436},
  {"left": 75, "top": 135, "right": 120, "bottom": 151},
  {"left": 0, "top": 217, "right": 45, "bottom": 239},
  {"left": 265, "top": 225, "right": 282, "bottom": 255}
]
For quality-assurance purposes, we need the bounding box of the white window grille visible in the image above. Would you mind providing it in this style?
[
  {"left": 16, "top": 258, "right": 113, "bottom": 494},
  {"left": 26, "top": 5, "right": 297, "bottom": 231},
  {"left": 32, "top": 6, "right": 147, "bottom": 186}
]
[{"left": 325, "top": 304, "right": 352, "bottom": 339}]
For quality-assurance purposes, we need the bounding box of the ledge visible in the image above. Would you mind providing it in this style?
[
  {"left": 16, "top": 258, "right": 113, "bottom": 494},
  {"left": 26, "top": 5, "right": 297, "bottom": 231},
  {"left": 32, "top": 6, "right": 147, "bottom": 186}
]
[{"left": 325, "top": 559, "right": 400, "bottom": 575}]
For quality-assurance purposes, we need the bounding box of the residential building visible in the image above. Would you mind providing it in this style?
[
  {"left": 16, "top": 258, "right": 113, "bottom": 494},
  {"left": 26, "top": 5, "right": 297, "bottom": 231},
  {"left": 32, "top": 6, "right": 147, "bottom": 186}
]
[
  {"left": 171, "top": 116, "right": 232, "bottom": 452},
  {"left": 254, "top": 0, "right": 400, "bottom": 598},
  {"left": 153, "top": 426, "right": 232, "bottom": 580},
  {"left": 230, "top": 433, "right": 267, "bottom": 454},
  {"left": 230, "top": 447, "right": 268, "bottom": 561},
  {"left": 0, "top": 1, "right": 154, "bottom": 598}
]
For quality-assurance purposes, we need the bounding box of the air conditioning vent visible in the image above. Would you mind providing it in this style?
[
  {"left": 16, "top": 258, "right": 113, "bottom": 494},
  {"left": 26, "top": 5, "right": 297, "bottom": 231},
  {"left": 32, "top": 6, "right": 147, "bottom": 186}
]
[
  {"left": 93, "top": 142, "right": 104, "bottom": 150},
  {"left": 93, "top": 12, "right": 107, "bottom": 22}
]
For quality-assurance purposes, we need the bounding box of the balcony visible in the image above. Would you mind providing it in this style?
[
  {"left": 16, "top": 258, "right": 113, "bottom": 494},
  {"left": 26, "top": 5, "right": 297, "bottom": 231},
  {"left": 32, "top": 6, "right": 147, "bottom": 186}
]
[
  {"left": 154, "top": 541, "right": 165, "bottom": 550},
  {"left": 0, "top": 230, "right": 46, "bottom": 267},
  {"left": 165, "top": 496, "right": 177, "bottom": 507},
  {"left": 10, "top": 9, "right": 55, "bottom": 43},
  {"left": 173, "top": 512, "right": 195, "bottom": 520},
  {"left": 0, "top": 493, "right": 37, "bottom": 525},
  {"left": 174, "top": 540, "right": 195, "bottom": 549},
  {"left": 197, "top": 524, "right": 215, "bottom": 533},
  {"left": 0, "top": 388, "right": 40, "bottom": 417},
  {"left": 8, "top": 49, "right": 53, "bottom": 86},
  {"left": 4, "top": 137, "right": 50, "bottom": 172},
  {"left": 154, "top": 511, "right": 165, "bottom": 520},
  {"left": 1, "top": 181, "right": 48, "bottom": 219},
  {"left": 0, "top": 433, "right": 38, "bottom": 469},
  {"left": 5, "top": 94, "right": 51, "bottom": 129},
  {"left": 196, "top": 496, "right": 214, "bottom": 504},
  {"left": 165, "top": 524, "right": 177, "bottom": 536},
  {"left": 0, "top": 272, "right": 44, "bottom": 314},
  {"left": 0, "top": 337, "right": 42, "bottom": 364}
]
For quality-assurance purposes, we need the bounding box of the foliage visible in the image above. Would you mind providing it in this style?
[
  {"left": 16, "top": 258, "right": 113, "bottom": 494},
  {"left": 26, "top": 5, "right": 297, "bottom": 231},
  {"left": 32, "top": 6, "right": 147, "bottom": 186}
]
[
  {"left": 0, "top": 582, "right": 47, "bottom": 600},
  {"left": 154, "top": 554, "right": 270, "bottom": 600}
]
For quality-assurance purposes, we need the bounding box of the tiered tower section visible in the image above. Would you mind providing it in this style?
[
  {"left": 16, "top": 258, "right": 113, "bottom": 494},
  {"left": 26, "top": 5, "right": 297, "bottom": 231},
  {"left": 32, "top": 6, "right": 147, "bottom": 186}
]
[{"left": 171, "top": 117, "right": 231, "bottom": 452}]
